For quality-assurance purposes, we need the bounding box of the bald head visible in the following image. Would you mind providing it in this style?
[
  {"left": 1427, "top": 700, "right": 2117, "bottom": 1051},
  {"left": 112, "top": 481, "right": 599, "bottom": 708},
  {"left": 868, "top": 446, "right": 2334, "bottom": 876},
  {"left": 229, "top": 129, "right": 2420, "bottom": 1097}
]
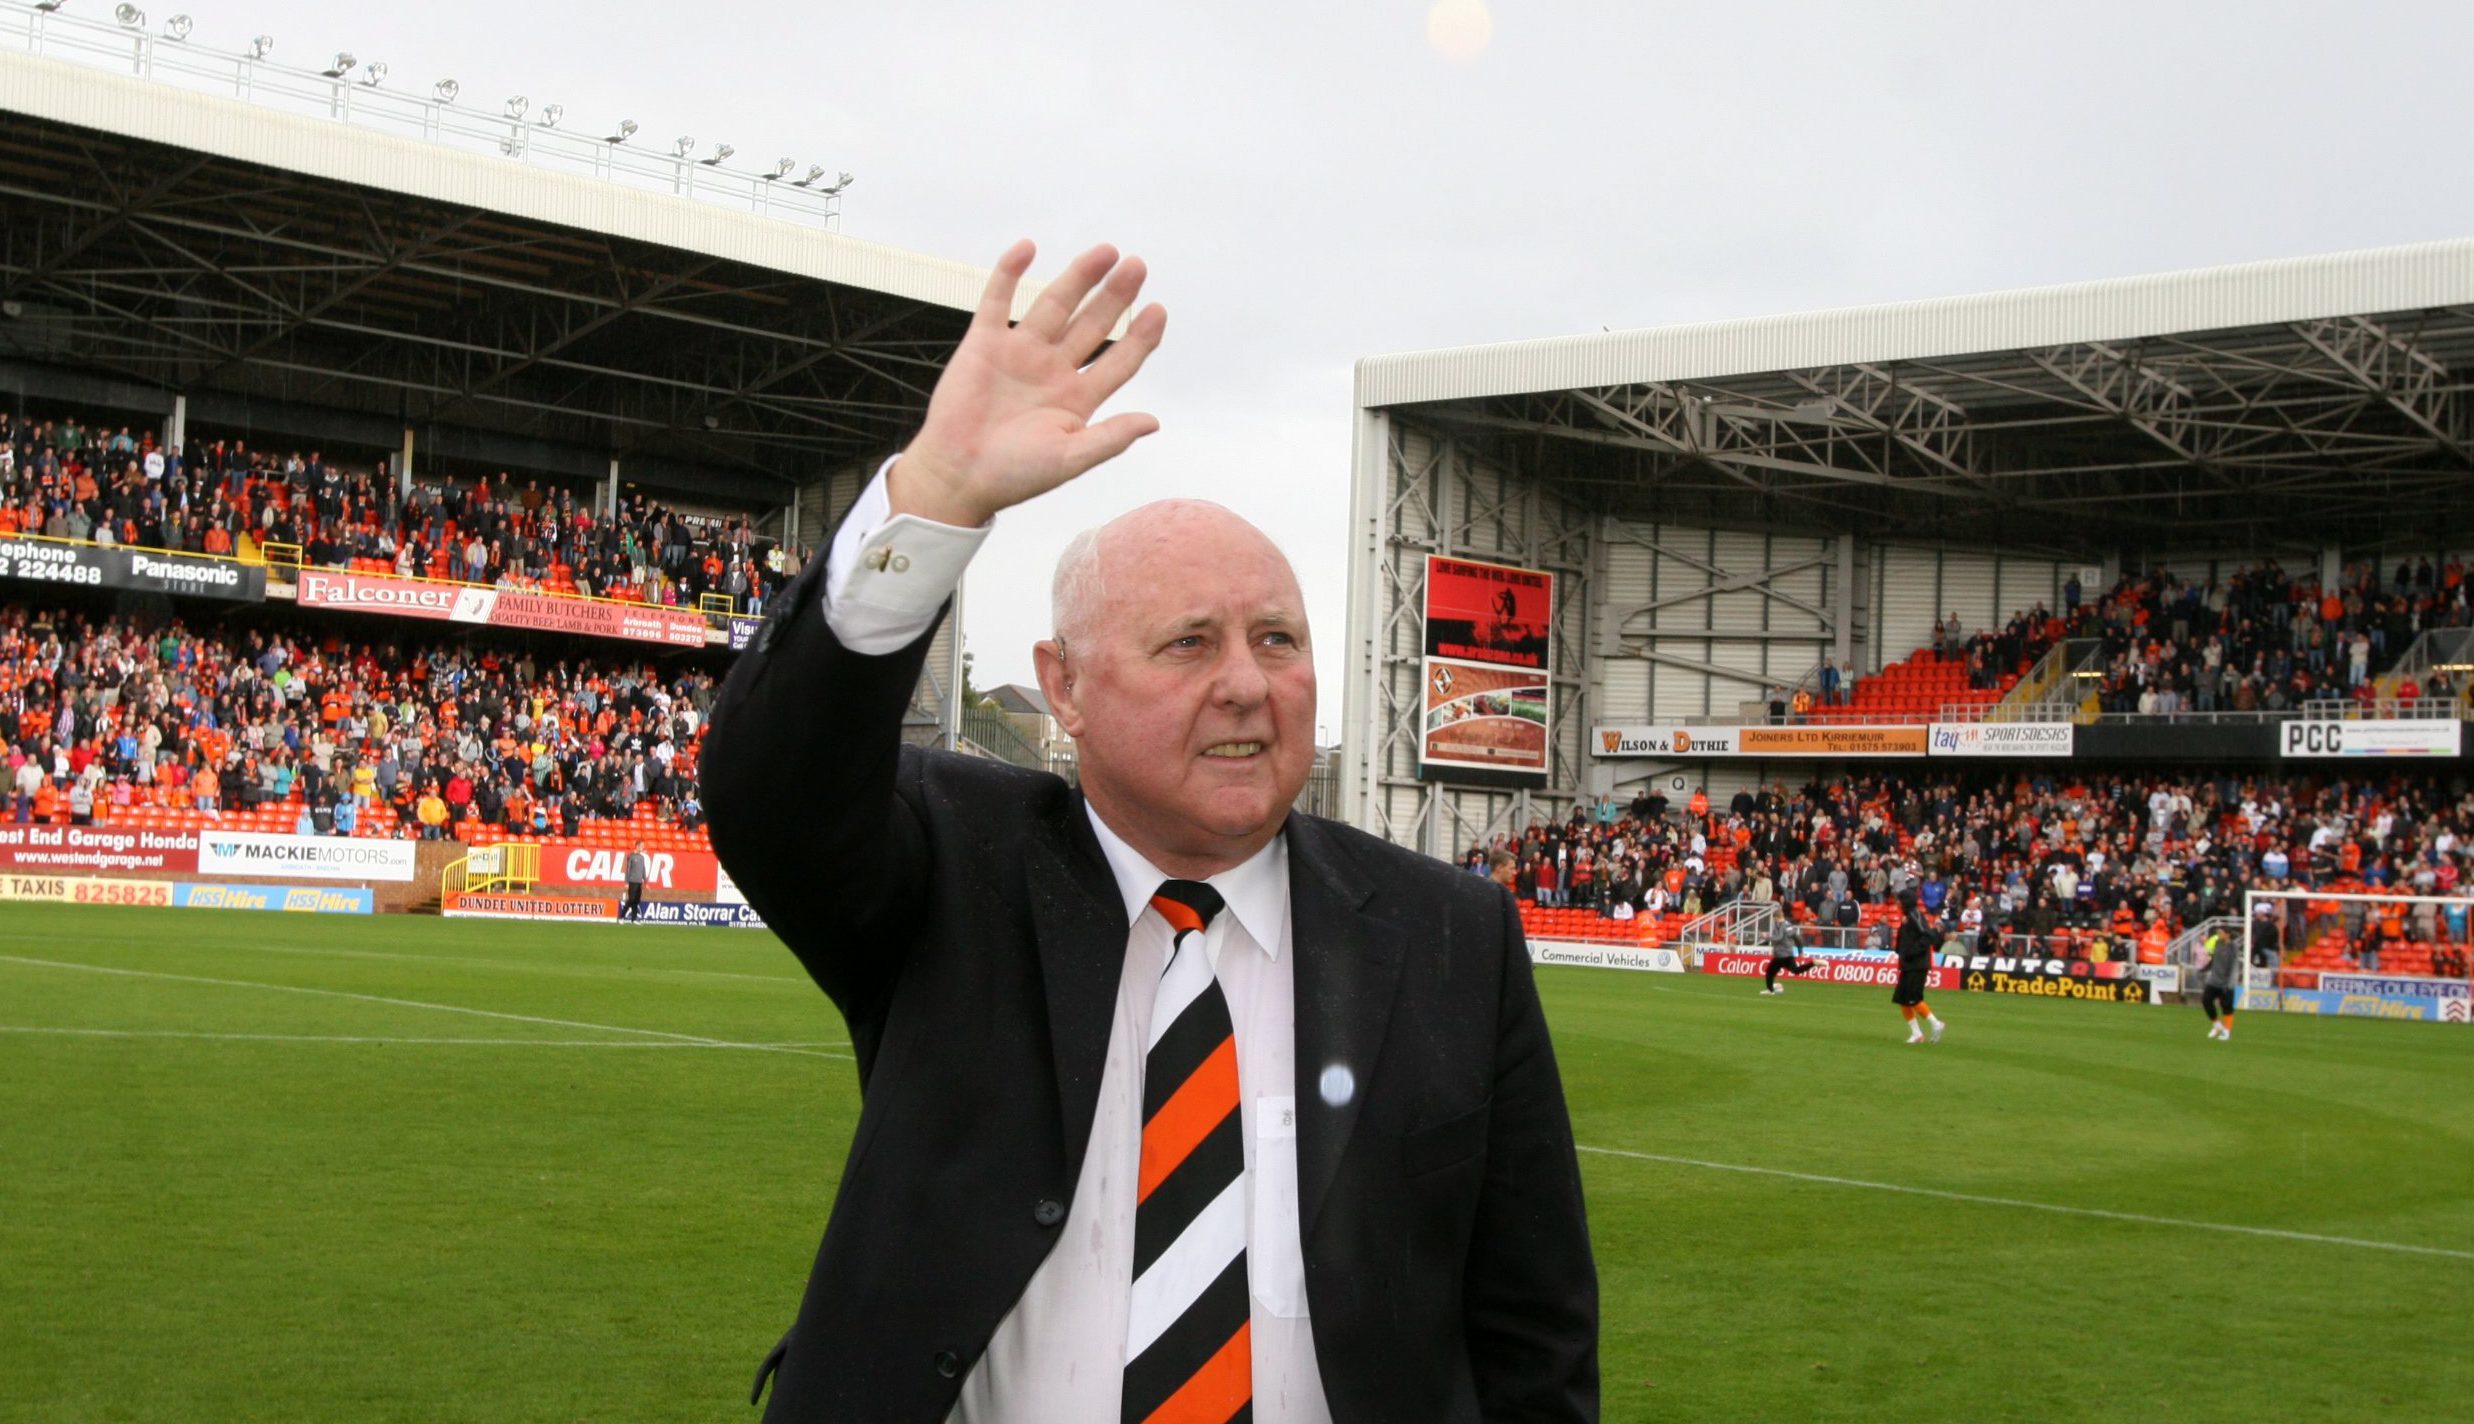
[{"left": 1050, "top": 499, "right": 1292, "bottom": 652}]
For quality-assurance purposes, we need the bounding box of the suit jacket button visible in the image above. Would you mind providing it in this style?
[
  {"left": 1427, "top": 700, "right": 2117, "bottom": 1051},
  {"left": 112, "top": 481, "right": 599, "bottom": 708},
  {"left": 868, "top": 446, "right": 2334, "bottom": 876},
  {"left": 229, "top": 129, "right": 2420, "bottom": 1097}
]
[
  {"left": 1033, "top": 1197, "right": 1065, "bottom": 1228},
  {"left": 932, "top": 1350, "right": 961, "bottom": 1379}
]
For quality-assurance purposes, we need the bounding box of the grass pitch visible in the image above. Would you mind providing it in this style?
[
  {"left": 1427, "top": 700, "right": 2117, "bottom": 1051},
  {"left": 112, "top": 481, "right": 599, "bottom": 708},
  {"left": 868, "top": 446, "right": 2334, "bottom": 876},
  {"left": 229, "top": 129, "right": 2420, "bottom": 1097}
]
[{"left": 2, "top": 905, "right": 2469, "bottom": 1422}]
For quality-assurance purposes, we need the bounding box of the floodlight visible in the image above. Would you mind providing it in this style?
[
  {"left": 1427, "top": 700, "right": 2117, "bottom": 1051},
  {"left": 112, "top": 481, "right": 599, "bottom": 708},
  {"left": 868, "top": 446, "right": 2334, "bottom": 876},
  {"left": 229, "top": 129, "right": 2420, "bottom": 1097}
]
[
  {"left": 538, "top": 103, "right": 564, "bottom": 129},
  {"left": 762, "top": 157, "right": 794, "bottom": 180},
  {"left": 433, "top": 78, "right": 458, "bottom": 102},
  {"left": 503, "top": 94, "right": 527, "bottom": 119},
  {"left": 794, "top": 164, "right": 825, "bottom": 187},
  {"left": 33, "top": 1, "right": 68, "bottom": 13},
  {"left": 672, "top": 135, "right": 695, "bottom": 158},
  {"left": 164, "top": 12, "right": 190, "bottom": 38},
  {"left": 245, "top": 33, "right": 273, "bottom": 59},
  {"left": 113, "top": 4, "right": 142, "bottom": 28},
  {"left": 606, "top": 118, "right": 637, "bottom": 144},
  {"left": 319, "top": 51, "right": 355, "bottom": 78},
  {"left": 697, "top": 142, "right": 733, "bottom": 166},
  {"left": 359, "top": 61, "right": 387, "bottom": 87},
  {"left": 822, "top": 171, "right": 855, "bottom": 194}
]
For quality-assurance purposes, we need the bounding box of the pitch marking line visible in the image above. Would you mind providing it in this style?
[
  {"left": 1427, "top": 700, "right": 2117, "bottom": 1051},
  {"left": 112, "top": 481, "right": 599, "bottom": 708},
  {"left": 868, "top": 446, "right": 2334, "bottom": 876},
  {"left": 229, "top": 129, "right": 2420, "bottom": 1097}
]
[
  {"left": 0, "top": 955, "right": 852, "bottom": 1062},
  {"left": 1578, "top": 1144, "right": 2474, "bottom": 1262},
  {"left": 0, "top": 1026, "right": 843, "bottom": 1051},
  {"left": 0, "top": 1026, "right": 846, "bottom": 1051}
]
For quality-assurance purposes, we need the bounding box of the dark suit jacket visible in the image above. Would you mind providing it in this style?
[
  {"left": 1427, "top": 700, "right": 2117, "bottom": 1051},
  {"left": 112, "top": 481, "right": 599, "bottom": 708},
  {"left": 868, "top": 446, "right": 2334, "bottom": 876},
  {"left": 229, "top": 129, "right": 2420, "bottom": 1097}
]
[{"left": 702, "top": 556, "right": 1597, "bottom": 1423}]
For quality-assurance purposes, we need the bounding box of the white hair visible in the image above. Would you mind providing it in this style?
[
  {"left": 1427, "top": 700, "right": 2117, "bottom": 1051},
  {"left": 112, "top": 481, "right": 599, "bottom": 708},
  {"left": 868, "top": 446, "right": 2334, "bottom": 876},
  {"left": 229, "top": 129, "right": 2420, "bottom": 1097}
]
[{"left": 1050, "top": 525, "right": 1110, "bottom": 654}]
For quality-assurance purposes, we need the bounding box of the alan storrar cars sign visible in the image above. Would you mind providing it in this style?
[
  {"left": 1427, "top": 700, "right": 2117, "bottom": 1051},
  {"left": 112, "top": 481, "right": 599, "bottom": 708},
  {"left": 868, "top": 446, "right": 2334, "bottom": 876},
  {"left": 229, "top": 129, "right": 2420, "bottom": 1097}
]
[{"left": 0, "top": 534, "right": 266, "bottom": 602}]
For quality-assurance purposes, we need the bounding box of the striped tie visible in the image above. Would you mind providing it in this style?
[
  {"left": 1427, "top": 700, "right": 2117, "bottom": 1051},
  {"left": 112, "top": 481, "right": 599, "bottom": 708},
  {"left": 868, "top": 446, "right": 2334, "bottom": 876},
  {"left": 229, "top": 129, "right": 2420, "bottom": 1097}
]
[{"left": 1124, "top": 879, "right": 1251, "bottom": 1424}]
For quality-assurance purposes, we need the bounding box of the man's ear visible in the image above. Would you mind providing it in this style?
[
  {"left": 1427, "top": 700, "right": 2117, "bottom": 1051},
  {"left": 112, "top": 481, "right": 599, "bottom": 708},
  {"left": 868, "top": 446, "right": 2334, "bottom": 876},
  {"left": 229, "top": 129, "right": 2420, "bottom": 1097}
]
[{"left": 1033, "top": 639, "right": 1085, "bottom": 738}]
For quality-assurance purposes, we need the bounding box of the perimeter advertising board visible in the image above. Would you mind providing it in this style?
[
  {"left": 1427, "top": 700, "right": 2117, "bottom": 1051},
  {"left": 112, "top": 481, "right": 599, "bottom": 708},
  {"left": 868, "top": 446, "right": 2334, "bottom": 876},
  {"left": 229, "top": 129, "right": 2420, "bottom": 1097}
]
[
  {"left": 2279, "top": 720, "right": 2463, "bottom": 759},
  {"left": 535, "top": 842, "right": 721, "bottom": 895},
  {"left": 1699, "top": 949, "right": 1962, "bottom": 990},
  {"left": 295, "top": 570, "right": 708, "bottom": 648},
  {"left": 0, "top": 872, "right": 173, "bottom": 906},
  {"left": 0, "top": 535, "right": 265, "bottom": 602},
  {"left": 1527, "top": 941, "right": 1686, "bottom": 973},
  {"left": 0, "top": 823, "right": 198, "bottom": 874},
  {"left": 194, "top": 831, "right": 417, "bottom": 883},
  {"left": 1592, "top": 725, "right": 1928, "bottom": 758},
  {"left": 1928, "top": 722, "right": 2075, "bottom": 757},
  {"left": 1420, "top": 555, "right": 1552, "bottom": 779}
]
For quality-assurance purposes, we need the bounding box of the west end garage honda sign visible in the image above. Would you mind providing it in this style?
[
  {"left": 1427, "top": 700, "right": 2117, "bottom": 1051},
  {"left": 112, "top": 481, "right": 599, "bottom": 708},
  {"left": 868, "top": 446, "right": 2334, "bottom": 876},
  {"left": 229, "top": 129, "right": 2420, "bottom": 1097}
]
[
  {"left": 0, "top": 825, "right": 412, "bottom": 880},
  {"left": 296, "top": 570, "right": 707, "bottom": 648}
]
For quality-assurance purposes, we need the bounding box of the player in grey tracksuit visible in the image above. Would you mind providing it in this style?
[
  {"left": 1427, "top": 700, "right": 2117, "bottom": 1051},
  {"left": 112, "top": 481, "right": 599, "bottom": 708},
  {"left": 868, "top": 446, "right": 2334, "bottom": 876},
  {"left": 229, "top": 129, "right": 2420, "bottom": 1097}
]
[
  {"left": 2199, "top": 927, "right": 2241, "bottom": 1040},
  {"left": 1763, "top": 916, "right": 1821, "bottom": 993}
]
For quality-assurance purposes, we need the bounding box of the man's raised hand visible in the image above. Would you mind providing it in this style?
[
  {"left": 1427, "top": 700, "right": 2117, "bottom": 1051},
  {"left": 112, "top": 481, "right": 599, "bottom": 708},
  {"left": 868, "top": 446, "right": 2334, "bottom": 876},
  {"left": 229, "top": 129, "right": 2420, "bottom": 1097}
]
[{"left": 888, "top": 241, "right": 1167, "bottom": 528}]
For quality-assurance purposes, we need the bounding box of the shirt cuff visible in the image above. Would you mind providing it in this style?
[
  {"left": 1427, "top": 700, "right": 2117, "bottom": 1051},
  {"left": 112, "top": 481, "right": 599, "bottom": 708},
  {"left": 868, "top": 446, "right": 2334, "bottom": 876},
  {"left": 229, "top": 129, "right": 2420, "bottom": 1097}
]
[{"left": 822, "top": 455, "right": 991, "bottom": 655}]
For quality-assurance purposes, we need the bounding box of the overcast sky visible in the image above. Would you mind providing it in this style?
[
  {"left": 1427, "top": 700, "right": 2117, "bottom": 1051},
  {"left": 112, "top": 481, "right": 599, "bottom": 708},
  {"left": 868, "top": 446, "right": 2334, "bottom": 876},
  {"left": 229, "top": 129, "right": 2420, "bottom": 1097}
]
[{"left": 172, "top": 1, "right": 2474, "bottom": 734}]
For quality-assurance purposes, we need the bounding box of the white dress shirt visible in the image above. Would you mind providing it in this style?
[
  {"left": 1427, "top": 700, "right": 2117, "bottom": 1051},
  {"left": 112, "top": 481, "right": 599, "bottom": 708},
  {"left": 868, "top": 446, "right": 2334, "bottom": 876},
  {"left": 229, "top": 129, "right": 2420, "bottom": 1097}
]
[{"left": 818, "top": 459, "right": 1333, "bottom": 1424}]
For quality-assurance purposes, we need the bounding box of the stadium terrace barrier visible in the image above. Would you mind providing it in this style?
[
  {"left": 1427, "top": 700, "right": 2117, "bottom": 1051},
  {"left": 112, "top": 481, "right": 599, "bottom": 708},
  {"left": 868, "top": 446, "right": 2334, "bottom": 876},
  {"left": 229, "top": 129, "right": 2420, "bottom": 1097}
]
[
  {"left": 1527, "top": 940, "right": 1685, "bottom": 973},
  {"left": 2071, "top": 721, "right": 2282, "bottom": 762},
  {"left": 0, "top": 531, "right": 267, "bottom": 602}
]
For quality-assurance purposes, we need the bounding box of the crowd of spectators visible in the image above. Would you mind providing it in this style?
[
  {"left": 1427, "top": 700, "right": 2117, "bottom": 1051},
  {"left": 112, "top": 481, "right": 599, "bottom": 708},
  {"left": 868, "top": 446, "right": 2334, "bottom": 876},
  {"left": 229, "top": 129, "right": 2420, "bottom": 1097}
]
[
  {"left": 2, "top": 600, "right": 717, "bottom": 840},
  {"left": 0, "top": 408, "right": 802, "bottom": 615},
  {"left": 1469, "top": 768, "right": 2474, "bottom": 976}
]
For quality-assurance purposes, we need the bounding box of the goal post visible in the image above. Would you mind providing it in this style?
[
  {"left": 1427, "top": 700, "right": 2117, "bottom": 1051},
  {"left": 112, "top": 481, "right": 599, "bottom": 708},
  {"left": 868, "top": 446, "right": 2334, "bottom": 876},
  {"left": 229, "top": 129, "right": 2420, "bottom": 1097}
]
[{"left": 2241, "top": 887, "right": 2474, "bottom": 1024}]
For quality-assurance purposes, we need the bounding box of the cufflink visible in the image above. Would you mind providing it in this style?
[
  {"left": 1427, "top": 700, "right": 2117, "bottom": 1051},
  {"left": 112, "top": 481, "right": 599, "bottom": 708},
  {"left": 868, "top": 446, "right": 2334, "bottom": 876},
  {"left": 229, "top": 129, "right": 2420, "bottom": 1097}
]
[{"left": 861, "top": 546, "right": 911, "bottom": 574}]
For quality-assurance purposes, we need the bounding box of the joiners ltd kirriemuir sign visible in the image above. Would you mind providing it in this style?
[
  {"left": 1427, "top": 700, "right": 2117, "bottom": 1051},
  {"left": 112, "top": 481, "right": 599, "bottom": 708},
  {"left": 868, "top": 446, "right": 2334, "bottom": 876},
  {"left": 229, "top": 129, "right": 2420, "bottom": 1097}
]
[{"left": 0, "top": 536, "right": 266, "bottom": 602}]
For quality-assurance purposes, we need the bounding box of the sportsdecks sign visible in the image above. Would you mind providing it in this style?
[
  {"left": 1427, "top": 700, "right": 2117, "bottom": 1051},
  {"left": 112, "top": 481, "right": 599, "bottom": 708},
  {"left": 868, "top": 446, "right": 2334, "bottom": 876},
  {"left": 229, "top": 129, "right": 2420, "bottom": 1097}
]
[
  {"left": 2278, "top": 719, "right": 2463, "bottom": 759},
  {"left": 295, "top": 570, "right": 709, "bottom": 648},
  {"left": 1420, "top": 555, "right": 1553, "bottom": 779},
  {"left": 1928, "top": 722, "right": 2075, "bottom": 757},
  {"left": 0, "top": 535, "right": 266, "bottom": 603}
]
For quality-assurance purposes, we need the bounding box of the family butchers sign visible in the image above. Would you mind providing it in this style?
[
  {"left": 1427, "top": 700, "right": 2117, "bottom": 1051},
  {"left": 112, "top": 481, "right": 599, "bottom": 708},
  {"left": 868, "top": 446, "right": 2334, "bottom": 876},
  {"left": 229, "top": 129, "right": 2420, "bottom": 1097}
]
[{"left": 295, "top": 570, "right": 708, "bottom": 648}]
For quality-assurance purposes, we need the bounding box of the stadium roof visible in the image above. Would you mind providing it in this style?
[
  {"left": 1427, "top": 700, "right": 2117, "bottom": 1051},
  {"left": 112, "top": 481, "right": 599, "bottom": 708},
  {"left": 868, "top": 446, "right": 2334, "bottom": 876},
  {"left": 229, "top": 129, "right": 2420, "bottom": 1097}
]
[
  {"left": 1356, "top": 239, "right": 2474, "bottom": 553},
  {"left": 0, "top": 45, "right": 1006, "bottom": 500}
]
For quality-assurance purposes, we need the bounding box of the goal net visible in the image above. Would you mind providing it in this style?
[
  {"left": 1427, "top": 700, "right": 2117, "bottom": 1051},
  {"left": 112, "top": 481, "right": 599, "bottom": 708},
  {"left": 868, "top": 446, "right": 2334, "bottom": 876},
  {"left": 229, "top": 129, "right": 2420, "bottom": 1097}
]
[{"left": 2241, "top": 888, "right": 2474, "bottom": 1024}]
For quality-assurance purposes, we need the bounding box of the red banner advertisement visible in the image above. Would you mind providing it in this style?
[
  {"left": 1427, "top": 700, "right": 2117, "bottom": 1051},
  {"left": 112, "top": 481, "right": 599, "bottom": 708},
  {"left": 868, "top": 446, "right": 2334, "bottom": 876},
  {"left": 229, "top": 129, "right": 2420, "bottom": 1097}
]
[
  {"left": 295, "top": 570, "right": 709, "bottom": 648},
  {"left": 0, "top": 823, "right": 200, "bottom": 874},
  {"left": 1420, "top": 554, "right": 1554, "bottom": 779},
  {"left": 1700, "top": 949, "right": 1963, "bottom": 991},
  {"left": 533, "top": 841, "right": 720, "bottom": 895}
]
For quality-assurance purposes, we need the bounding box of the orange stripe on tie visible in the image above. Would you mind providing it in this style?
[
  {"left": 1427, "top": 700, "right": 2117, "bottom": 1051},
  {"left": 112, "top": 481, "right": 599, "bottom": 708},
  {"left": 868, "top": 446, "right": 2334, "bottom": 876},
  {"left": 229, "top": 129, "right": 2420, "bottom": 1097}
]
[
  {"left": 1137, "top": 1035, "right": 1239, "bottom": 1203},
  {"left": 1137, "top": 1322, "right": 1251, "bottom": 1424},
  {"left": 1153, "top": 895, "right": 1208, "bottom": 938}
]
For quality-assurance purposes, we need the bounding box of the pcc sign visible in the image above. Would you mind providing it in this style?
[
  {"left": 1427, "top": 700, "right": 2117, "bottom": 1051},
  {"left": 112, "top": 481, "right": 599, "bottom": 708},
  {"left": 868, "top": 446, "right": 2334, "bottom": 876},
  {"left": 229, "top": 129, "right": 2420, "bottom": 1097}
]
[{"left": 2280, "top": 719, "right": 2462, "bottom": 759}]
